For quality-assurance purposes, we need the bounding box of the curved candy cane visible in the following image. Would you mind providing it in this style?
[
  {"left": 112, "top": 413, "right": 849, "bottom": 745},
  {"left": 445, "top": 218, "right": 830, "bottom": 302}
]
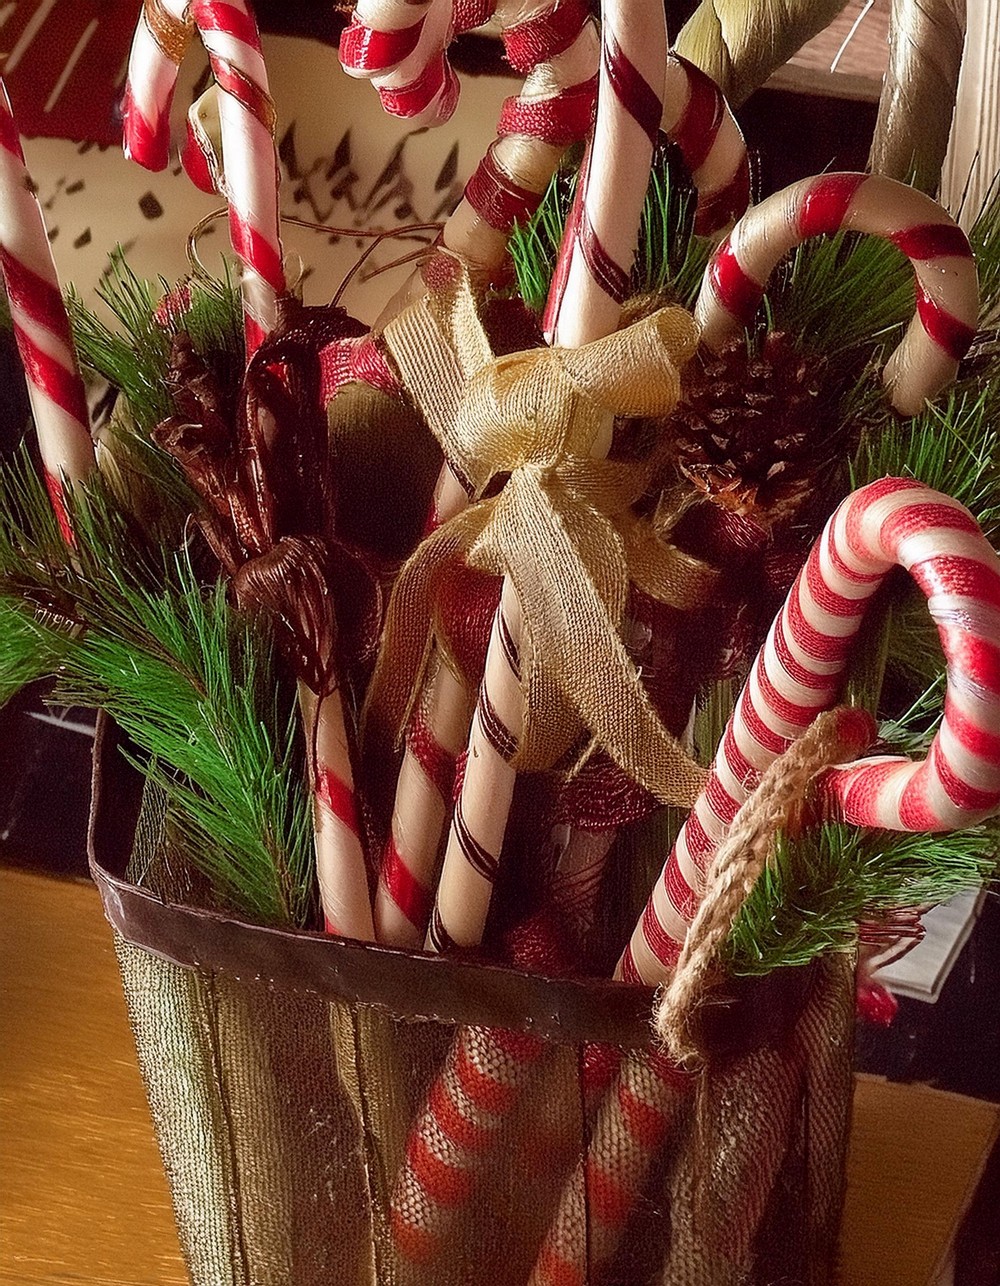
[
  {"left": 122, "top": 0, "right": 285, "bottom": 357},
  {"left": 0, "top": 80, "right": 94, "bottom": 541},
  {"left": 543, "top": 50, "right": 749, "bottom": 340},
  {"left": 621, "top": 477, "right": 1000, "bottom": 987},
  {"left": 694, "top": 172, "right": 978, "bottom": 417}
]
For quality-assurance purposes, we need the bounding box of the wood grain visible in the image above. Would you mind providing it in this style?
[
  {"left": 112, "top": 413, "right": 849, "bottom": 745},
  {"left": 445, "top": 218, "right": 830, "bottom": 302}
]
[{"left": 0, "top": 867, "right": 187, "bottom": 1286}]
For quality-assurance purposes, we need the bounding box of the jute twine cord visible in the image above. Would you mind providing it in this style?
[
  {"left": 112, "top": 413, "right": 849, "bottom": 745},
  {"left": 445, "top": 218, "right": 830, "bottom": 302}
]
[{"left": 655, "top": 707, "right": 874, "bottom": 1066}]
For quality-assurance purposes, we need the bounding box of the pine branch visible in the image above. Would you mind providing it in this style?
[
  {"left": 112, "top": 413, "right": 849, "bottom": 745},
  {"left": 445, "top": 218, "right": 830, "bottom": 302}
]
[{"left": 726, "top": 821, "right": 998, "bottom": 976}]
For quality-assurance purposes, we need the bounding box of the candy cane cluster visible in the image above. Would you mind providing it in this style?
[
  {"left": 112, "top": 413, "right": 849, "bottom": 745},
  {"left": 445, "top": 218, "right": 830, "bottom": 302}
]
[
  {"left": 0, "top": 80, "right": 94, "bottom": 539},
  {"left": 695, "top": 172, "right": 978, "bottom": 417},
  {"left": 123, "top": 0, "right": 285, "bottom": 356},
  {"left": 620, "top": 478, "right": 1000, "bottom": 986}
]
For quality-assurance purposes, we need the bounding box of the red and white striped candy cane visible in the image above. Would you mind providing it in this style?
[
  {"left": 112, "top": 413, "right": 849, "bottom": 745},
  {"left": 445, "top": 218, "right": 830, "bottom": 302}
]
[
  {"left": 695, "top": 172, "right": 978, "bottom": 417},
  {"left": 339, "top": 0, "right": 460, "bottom": 127},
  {"left": 529, "top": 1050, "right": 689, "bottom": 1286},
  {"left": 122, "top": 0, "right": 194, "bottom": 171},
  {"left": 123, "top": 0, "right": 285, "bottom": 356},
  {"left": 427, "top": 0, "right": 667, "bottom": 954},
  {"left": 0, "top": 80, "right": 94, "bottom": 541},
  {"left": 543, "top": 49, "right": 749, "bottom": 340},
  {"left": 620, "top": 477, "right": 1000, "bottom": 987},
  {"left": 390, "top": 1023, "right": 547, "bottom": 1265}
]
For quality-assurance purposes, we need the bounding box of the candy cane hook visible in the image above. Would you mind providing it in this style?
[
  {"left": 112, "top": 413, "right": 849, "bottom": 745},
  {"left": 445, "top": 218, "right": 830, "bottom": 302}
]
[
  {"left": 122, "top": 0, "right": 285, "bottom": 357},
  {"left": 621, "top": 477, "right": 1000, "bottom": 987},
  {"left": 695, "top": 173, "right": 979, "bottom": 417}
]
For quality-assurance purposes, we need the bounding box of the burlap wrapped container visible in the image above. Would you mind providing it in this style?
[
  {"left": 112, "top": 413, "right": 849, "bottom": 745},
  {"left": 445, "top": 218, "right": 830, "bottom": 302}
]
[{"left": 89, "top": 717, "right": 855, "bottom": 1286}]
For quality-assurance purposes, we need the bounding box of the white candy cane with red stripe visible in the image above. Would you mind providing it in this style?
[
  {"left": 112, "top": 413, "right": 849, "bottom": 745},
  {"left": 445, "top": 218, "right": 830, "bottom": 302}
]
[
  {"left": 695, "top": 172, "right": 978, "bottom": 417},
  {"left": 123, "top": 0, "right": 285, "bottom": 356},
  {"left": 427, "top": 0, "right": 667, "bottom": 955},
  {"left": 529, "top": 1050, "right": 688, "bottom": 1286},
  {"left": 298, "top": 683, "right": 375, "bottom": 941},
  {"left": 339, "top": 0, "right": 460, "bottom": 127},
  {"left": 390, "top": 1024, "right": 546, "bottom": 1265},
  {"left": 620, "top": 477, "right": 1000, "bottom": 987},
  {"left": 0, "top": 80, "right": 94, "bottom": 541},
  {"left": 543, "top": 49, "right": 749, "bottom": 340}
]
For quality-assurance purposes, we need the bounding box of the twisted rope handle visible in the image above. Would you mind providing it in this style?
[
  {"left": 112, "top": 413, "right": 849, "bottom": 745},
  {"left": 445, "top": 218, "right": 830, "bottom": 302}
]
[{"left": 654, "top": 706, "right": 876, "bottom": 1065}]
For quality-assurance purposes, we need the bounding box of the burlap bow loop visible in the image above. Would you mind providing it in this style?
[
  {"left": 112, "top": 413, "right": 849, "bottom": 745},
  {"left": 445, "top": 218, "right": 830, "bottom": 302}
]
[
  {"left": 367, "top": 274, "right": 715, "bottom": 809},
  {"left": 383, "top": 276, "right": 700, "bottom": 497}
]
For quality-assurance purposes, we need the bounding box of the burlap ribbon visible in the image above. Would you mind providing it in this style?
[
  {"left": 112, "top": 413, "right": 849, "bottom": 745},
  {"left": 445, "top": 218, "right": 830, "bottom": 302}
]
[{"left": 365, "top": 274, "right": 716, "bottom": 809}]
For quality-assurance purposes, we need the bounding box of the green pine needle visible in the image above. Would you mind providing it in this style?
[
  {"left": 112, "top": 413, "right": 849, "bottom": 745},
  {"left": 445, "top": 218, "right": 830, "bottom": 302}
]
[
  {"left": 0, "top": 452, "right": 315, "bottom": 928},
  {"left": 727, "top": 821, "right": 998, "bottom": 976}
]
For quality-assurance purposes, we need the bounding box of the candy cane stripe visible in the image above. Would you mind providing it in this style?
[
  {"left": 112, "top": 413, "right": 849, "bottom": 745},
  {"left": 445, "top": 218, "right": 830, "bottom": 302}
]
[
  {"left": 463, "top": 146, "right": 545, "bottom": 231},
  {"left": 496, "top": 78, "right": 599, "bottom": 144},
  {"left": 697, "top": 174, "right": 978, "bottom": 415},
  {"left": 339, "top": 16, "right": 426, "bottom": 73},
  {"left": 602, "top": 33, "right": 661, "bottom": 147},
  {"left": 504, "top": 0, "right": 591, "bottom": 70}
]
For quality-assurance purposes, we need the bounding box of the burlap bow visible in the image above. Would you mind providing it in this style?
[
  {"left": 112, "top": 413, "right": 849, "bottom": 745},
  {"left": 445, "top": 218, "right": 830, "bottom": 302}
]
[{"left": 364, "top": 273, "right": 716, "bottom": 809}]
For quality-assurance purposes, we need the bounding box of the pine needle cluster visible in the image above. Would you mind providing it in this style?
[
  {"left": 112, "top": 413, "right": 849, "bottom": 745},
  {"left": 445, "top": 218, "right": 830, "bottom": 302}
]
[{"left": 0, "top": 448, "right": 315, "bottom": 927}]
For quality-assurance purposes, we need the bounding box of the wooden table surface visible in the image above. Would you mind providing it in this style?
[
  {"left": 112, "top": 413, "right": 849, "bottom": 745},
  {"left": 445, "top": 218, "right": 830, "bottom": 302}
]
[{"left": 2, "top": 865, "right": 997, "bottom": 1286}]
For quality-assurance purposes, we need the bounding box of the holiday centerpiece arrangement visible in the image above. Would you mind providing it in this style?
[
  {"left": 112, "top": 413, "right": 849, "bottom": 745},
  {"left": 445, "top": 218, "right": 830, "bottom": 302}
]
[{"left": 2, "top": 1, "right": 999, "bottom": 1283}]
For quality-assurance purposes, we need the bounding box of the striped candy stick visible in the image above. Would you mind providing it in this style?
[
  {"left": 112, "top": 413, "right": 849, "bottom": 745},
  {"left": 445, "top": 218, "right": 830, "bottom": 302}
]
[
  {"left": 695, "top": 172, "right": 979, "bottom": 417},
  {"left": 390, "top": 1023, "right": 548, "bottom": 1265},
  {"left": 123, "top": 0, "right": 285, "bottom": 357},
  {"left": 0, "top": 79, "right": 95, "bottom": 540},
  {"left": 387, "top": 0, "right": 668, "bottom": 1262},
  {"left": 427, "top": 0, "right": 668, "bottom": 955},
  {"left": 543, "top": 49, "right": 749, "bottom": 340},
  {"left": 621, "top": 476, "right": 1000, "bottom": 987}
]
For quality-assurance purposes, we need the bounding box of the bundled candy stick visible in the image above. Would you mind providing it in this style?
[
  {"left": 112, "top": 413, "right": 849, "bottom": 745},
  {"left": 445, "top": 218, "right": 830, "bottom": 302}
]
[
  {"left": 620, "top": 477, "right": 1000, "bottom": 987},
  {"left": 123, "top": 0, "right": 285, "bottom": 356},
  {"left": 0, "top": 80, "right": 95, "bottom": 539},
  {"left": 375, "top": 658, "right": 470, "bottom": 947},
  {"left": 428, "top": 0, "right": 668, "bottom": 953},
  {"left": 544, "top": 49, "right": 749, "bottom": 339},
  {"left": 695, "top": 172, "right": 978, "bottom": 417},
  {"left": 299, "top": 684, "right": 376, "bottom": 941}
]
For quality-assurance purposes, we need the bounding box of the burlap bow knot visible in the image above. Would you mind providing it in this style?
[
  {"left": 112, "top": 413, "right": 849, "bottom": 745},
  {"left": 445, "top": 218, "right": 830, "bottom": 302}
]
[{"left": 365, "top": 273, "right": 716, "bottom": 808}]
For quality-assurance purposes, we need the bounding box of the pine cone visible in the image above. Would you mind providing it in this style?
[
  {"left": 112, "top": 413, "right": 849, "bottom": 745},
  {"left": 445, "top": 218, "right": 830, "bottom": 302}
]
[{"left": 670, "top": 331, "right": 830, "bottom": 526}]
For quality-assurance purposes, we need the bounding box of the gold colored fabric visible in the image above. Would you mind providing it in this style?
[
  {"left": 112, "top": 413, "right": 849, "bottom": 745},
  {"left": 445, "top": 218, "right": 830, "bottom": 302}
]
[
  {"left": 674, "top": 0, "right": 851, "bottom": 107},
  {"left": 111, "top": 790, "right": 853, "bottom": 1285},
  {"left": 371, "top": 276, "right": 714, "bottom": 809},
  {"left": 868, "top": 0, "right": 967, "bottom": 195},
  {"left": 144, "top": 0, "right": 194, "bottom": 64}
]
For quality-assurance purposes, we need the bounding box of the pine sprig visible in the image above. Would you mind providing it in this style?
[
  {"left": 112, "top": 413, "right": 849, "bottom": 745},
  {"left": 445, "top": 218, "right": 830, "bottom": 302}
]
[
  {"left": 726, "top": 821, "right": 998, "bottom": 976},
  {"left": 0, "top": 454, "right": 315, "bottom": 927}
]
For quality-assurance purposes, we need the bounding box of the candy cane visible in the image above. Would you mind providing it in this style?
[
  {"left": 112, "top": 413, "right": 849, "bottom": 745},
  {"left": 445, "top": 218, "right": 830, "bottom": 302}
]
[
  {"left": 0, "top": 80, "right": 94, "bottom": 541},
  {"left": 694, "top": 172, "right": 978, "bottom": 417},
  {"left": 390, "top": 1024, "right": 548, "bottom": 1265},
  {"left": 428, "top": 0, "right": 667, "bottom": 954},
  {"left": 621, "top": 477, "right": 1000, "bottom": 987},
  {"left": 529, "top": 1050, "right": 689, "bottom": 1286},
  {"left": 543, "top": 50, "right": 750, "bottom": 340},
  {"left": 122, "top": 0, "right": 285, "bottom": 356}
]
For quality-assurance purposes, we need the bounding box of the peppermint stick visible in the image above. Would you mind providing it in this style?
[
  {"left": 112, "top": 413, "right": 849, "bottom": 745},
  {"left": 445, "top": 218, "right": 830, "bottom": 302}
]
[
  {"left": 0, "top": 80, "right": 94, "bottom": 539},
  {"left": 620, "top": 478, "right": 1000, "bottom": 986},
  {"left": 428, "top": 0, "right": 667, "bottom": 950},
  {"left": 695, "top": 172, "right": 978, "bottom": 417},
  {"left": 123, "top": 0, "right": 285, "bottom": 357}
]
